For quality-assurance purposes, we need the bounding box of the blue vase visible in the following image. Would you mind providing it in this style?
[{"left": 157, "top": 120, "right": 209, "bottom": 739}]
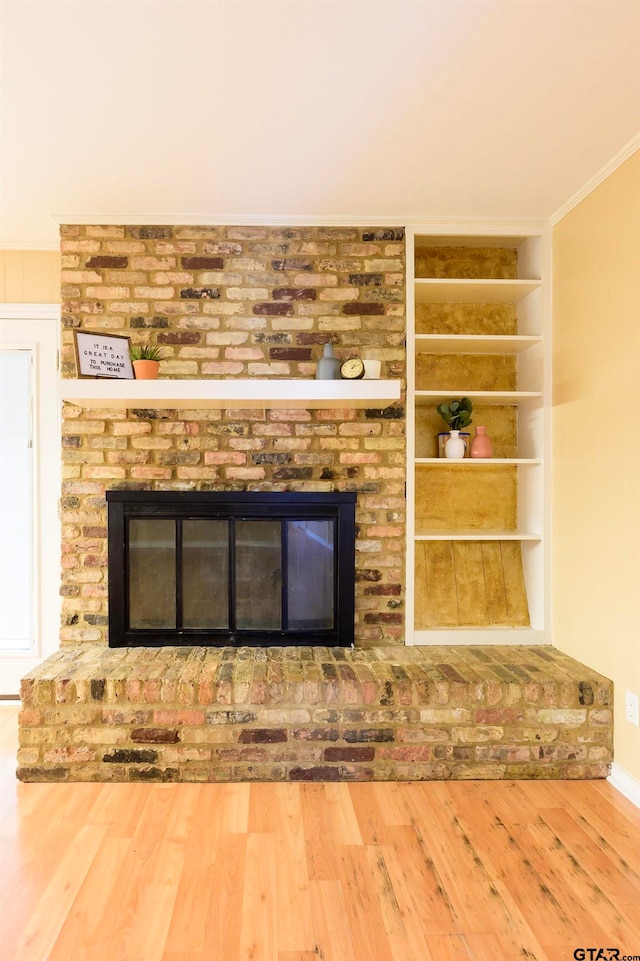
[{"left": 316, "top": 343, "right": 340, "bottom": 380}]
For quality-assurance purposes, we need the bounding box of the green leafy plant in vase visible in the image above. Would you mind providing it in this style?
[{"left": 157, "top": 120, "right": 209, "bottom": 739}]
[
  {"left": 129, "top": 344, "right": 166, "bottom": 380},
  {"left": 436, "top": 397, "right": 473, "bottom": 459}
]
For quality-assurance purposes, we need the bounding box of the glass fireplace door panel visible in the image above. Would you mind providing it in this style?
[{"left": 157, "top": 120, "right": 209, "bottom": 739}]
[
  {"left": 235, "top": 521, "right": 282, "bottom": 630},
  {"left": 287, "top": 520, "right": 335, "bottom": 630},
  {"left": 128, "top": 519, "right": 176, "bottom": 629},
  {"left": 182, "top": 520, "right": 229, "bottom": 628}
]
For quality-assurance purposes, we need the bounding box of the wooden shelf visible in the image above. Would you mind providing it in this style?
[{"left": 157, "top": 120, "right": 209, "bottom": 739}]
[
  {"left": 415, "top": 530, "right": 542, "bottom": 542},
  {"left": 415, "top": 458, "right": 541, "bottom": 466},
  {"left": 415, "top": 278, "right": 540, "bottom": 304},
  {"left": 60, "top": 378, "right": 402, "bottom": 410},
  {"left": 415, "top": 334, "right": 541, "bottom": 354},
  {"left": 415, "top": 390, "right": 541, "bottom": 407}
]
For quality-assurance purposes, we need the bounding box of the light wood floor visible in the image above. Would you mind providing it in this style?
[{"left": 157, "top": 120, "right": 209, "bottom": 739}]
[{"left": 2, "top": 706, "right": 639, "bottom": 961}]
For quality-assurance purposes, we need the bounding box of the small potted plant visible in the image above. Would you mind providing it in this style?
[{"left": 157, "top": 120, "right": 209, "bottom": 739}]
[
  {"left": 436, "top": 397, "right": 473, "bottom": 458},
  {"left": 129, "top": 344, "right": 166, "bottom": 380}
]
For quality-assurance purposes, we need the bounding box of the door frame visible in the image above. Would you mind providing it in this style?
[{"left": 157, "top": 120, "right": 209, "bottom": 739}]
[{"left": 0, "top": 304, "right": 60, "bottom": 696}]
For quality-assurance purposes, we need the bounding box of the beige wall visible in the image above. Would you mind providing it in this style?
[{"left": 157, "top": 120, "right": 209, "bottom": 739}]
[
  {"left": 0, "top": 250, "right": 60, "bottom": 302},
  {"left": 553, "top": 150, "right": 640, "bottom": 780}
]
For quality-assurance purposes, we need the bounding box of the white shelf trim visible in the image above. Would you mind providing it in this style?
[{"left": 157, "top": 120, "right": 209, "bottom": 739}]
[
  {"left": 415, "top": 334, "right": 542, "bottom": 354},
  {"left": 59, "top": 377, "right": 401, "bottom": 410},
  {"left": 415, "top": 278, "right": 540, "bottom": 304},
  {"left": 415, "top": 458, "right": 541, "bottom": 466},
  {"left": 414, "top": 530, "right": 542, "bottom": 541},
  {"left": 415, "top": 390, "right": 541, "bottom": 406},
  {"left": 412, "top": 628, "right": 547, "bottom": 646}
]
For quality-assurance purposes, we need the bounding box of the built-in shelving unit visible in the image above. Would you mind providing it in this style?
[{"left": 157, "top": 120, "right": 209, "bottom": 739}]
[
  {"left": 59, "top": 378, "right": 401, "bottom": 410},
  {"left": 406, "top": 227, "right": 550, "bottom": 645}
]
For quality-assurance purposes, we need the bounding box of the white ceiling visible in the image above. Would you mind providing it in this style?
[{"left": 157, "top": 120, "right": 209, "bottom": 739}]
[{"left": 1, "top": 0, "right": 639, "bottom": 248}]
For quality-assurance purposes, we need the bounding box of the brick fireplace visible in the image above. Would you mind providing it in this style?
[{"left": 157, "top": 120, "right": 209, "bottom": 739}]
[{"left": 58, "top": 224, "right": 406, "bottom": 649}]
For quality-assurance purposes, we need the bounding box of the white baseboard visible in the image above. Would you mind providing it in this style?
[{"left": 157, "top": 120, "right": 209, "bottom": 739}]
[{"left": 607, "top": 762, "right": 640, "bottom": 809}]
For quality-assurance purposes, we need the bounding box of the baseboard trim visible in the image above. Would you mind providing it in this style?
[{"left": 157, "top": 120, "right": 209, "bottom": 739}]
[{"left": 607, "top": 762, "right": 640, "bottom": 809}]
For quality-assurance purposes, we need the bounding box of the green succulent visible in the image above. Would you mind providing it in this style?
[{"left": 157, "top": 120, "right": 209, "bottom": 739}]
[
  {"left": 437, "top": 397, "right": 473, "bottom": 431},
  {"left": 129, "top": 344, "right": 166, "bottom": 362}
]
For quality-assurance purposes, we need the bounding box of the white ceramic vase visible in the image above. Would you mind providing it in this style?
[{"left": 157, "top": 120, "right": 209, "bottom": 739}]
[{"left": 444, "top": 429, "right": 465, "bottom": 459}]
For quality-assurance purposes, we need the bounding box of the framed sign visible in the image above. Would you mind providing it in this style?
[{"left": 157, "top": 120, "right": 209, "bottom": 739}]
[{"left": 73, "top": 331, "right": 134, "bottom": 379}]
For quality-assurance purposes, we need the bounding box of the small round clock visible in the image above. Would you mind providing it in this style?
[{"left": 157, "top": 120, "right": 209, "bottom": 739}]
[{"left": 340, "top": 357, "right": 365, "bottom": 380}]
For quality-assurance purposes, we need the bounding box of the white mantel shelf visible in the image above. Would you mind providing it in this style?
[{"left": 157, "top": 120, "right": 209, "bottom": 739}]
[{"left": 59, "top": 378, "right": 402, "bottom": 410}]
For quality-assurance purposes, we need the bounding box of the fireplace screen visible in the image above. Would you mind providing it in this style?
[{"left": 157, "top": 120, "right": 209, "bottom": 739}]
[{"left": 107, "top": 491, "right": 355, "bottom": 647}]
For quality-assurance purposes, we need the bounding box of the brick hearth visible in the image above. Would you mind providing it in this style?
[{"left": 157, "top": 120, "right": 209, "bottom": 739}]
[{"left": 18, "top": 645, "right": 613, "bottom": 782}]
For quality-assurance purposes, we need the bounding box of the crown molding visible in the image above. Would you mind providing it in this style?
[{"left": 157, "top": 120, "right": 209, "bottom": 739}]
[
  {"left": 550, "top": 133, "right": 640, "bottom": 226},
  {"left": 51, "top": 213, "right": 407, "bottom": 227},
  {"left": 50, "top": 213, "right": 550, "bottom": 230}
]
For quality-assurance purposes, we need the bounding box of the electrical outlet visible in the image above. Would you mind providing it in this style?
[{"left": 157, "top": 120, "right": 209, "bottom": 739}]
[{"left": 625, "top": 690, "right": 640, "bottom": 726}]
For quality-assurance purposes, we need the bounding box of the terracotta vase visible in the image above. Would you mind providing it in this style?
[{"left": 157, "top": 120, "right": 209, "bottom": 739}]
[
  {"left": 132, "top": 359, "right": 160, "bottom": 380},
  {"left": 470, "top": 425, "right": 492, "bottom": 458}
]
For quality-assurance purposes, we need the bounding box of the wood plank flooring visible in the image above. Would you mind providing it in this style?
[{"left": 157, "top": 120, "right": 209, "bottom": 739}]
[{"left": 1, "top": 705, "right": 639, "bottom": 960}]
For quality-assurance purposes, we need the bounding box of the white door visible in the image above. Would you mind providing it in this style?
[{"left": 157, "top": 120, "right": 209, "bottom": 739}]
[{"left": 0, "top": 306, "right": 60, "bottom": 696}]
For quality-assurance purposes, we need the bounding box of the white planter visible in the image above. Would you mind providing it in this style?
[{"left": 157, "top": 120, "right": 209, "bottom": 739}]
[{"left": 444, "top": 429, "right": 466, "bottom": 459}]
